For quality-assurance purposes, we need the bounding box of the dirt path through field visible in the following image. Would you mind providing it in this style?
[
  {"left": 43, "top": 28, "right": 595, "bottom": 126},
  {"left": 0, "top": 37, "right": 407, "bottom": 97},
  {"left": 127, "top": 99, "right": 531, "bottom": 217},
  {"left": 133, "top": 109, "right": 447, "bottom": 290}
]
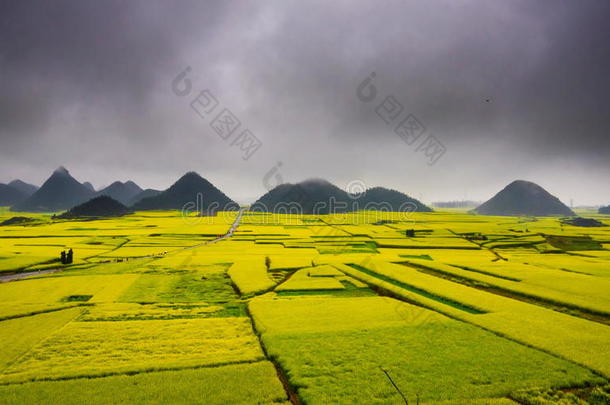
[{"left": 0, "top": 269, "right": 60, "bottom": 283}]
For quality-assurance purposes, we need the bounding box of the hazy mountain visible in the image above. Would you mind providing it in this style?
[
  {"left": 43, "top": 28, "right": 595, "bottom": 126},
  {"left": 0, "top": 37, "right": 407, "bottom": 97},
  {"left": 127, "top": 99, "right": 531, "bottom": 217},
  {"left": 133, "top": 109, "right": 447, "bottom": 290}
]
[
  {"left": 128, "top": 188, "right": 162, "bottom": 206},
  {"left": 600, "top": 205, "right": 610, "bottom": 215},
  {"left": 7, "top": 180, "right": 38, "bottom": 197},
  {"left": 252, "top": 179, "right": 431, "bottom": 214},
  {"left": 132, "top": 172, "right": 237, "bottom": 212},
  {"left": 252, "top": 178, "right": 352, "bottom": 214},
  {"left": 0, "top": 183, "right": 28, "bottom": 206},
  {"left": 96, "top": 180, "right": 143, "bottom": 205},
  {"left": 11, "top": 167, "right": 95, "bottom": 212},
  {"left": 58, "top": 196, "right": 132, "bottom": 219},
  {"left": 82, "top": 182, "right": 95, "bottom": 192},
  {"left": 474, "top": 180, "right": 575, "bottom": 217},
  {"left": 359, "top": 187, "right": 432, "bottom": 212}
]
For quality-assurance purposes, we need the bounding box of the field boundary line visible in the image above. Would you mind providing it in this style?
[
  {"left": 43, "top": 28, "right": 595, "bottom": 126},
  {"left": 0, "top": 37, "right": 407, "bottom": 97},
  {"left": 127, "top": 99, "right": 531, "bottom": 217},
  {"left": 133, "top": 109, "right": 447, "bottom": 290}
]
[
  {"left": 244, "top": 304, "right": 300, "bottom": 405},
  {"left": 0, "top": 304, "right": 90, "bottom": 323}
]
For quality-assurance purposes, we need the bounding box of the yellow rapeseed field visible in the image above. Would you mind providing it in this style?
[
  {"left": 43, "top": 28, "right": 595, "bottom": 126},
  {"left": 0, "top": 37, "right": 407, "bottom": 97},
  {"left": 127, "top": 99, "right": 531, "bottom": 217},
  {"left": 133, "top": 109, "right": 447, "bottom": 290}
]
[{"left": 0, "top": 208, "right": 608, "bottom": 403}]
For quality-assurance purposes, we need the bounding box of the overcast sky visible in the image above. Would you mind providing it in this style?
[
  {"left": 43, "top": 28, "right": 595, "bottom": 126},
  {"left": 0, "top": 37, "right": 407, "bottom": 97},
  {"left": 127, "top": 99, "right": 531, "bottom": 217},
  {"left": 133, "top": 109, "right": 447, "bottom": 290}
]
[{"left": 1, "top": 0, "right": 609, "bottom": 205}]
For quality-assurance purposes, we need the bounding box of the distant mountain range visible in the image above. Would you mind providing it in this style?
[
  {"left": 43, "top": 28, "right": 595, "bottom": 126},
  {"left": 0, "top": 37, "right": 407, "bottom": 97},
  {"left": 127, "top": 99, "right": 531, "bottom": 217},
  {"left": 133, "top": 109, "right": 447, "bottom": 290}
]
[
  {"left": 0, "top": 169, "right": 595, "bottom": 218},
  {"left": 474, "top": 180, "right": 575, "bottom": 217},
  {"left": 2, "top": 168, "right": 236, "bottom": 213},
  {"left": 251, "top": 178, "right": 431, "bottom": 214},
  {"left": 1, "top": 168, "right": 164, "bottom": 212},
  {"left": 600, "top": 205, "right": 610, "bottom": 215}
]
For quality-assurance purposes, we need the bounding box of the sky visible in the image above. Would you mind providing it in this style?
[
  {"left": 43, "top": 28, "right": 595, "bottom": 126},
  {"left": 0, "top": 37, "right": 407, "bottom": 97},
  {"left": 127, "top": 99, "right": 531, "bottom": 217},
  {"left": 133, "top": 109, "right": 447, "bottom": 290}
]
[{"left": 1, "top": 0, "right": 609, "bottom": 206}]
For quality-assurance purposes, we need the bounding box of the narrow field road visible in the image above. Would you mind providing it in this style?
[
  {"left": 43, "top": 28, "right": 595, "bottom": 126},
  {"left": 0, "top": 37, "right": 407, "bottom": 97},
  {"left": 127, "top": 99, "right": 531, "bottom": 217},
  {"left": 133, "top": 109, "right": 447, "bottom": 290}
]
[
  {"left": 185, "top": 208, "right": 244, "bottom": 248},
  {"left": 0, "top": 269, "right": 60, "bottom": 283}
]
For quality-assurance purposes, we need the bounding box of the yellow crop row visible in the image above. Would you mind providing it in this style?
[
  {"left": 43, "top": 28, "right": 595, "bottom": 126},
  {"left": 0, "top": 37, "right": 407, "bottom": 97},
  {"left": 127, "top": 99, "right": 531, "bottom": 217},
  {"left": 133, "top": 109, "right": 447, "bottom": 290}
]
[{"left": 335, "top": 259, "right": 610, "bottom": 377}]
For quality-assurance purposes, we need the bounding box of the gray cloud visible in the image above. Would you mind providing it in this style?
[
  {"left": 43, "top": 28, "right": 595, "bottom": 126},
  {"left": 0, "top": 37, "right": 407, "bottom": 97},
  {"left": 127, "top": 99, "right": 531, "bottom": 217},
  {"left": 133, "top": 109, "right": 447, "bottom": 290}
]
[{"left": 1, "top": 0, "right": 609, "bottom": 205}]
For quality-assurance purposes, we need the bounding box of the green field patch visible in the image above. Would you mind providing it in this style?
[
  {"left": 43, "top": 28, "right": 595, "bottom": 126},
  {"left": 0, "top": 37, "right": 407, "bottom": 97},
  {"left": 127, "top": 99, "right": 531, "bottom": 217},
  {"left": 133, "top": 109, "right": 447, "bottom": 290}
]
[
  {"left": 546, "top": 235, "right": 603, "bottom": 251},
  {"left": 251, "top": 297, "right": 601, "bottom": 404},
  {"left": 264, "top": 325, "right": 600, "bottom": 404},
  {"left": 119, "top": 271, "right": 238, "bottom": 304}
]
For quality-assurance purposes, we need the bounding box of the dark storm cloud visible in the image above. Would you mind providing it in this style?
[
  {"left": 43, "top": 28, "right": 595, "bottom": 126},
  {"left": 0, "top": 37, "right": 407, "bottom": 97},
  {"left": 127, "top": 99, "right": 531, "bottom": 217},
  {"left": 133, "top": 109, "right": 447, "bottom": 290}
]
[
  {"left": 0, "top": 0, "right": 609, "bottom": 205},
  {"left": 0, "top": 1, "right": 226, "bottom": 138},
  {"left": 238, "top": 0, "right": 610, "bottom": 156}
]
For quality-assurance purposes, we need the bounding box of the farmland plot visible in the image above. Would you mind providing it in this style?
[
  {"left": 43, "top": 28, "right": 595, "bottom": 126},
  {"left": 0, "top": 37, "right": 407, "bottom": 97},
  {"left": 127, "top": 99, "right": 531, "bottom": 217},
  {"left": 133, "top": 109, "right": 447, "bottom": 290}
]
[
  {"left": 0, "top": 209, "right": 608, "bottom": 404},
  {"left": 250, "top": 297, "right": 602, "bottom": 404},
  {"left": 0, "top": 317, "right": 264, "bottom": 383}
]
